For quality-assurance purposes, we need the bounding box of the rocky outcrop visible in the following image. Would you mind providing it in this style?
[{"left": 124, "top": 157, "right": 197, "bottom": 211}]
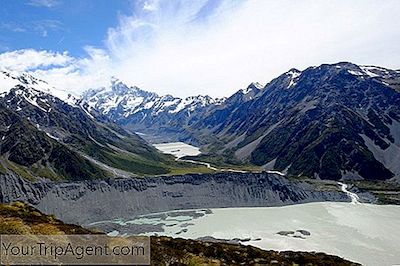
[{"left": 0, "top": 172, "right": 349, "bottom": 224}]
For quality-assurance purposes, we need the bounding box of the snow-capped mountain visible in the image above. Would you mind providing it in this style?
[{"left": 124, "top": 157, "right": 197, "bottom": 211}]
[
  {"left": 3, "top": 62, "right": 398, "bottom": 182},
  {"left": 83, "top": 77, "right": 224, "bottom": 118},
  {"left": 0, "top": 70, "right": 176, "bottom": 180},
  {"left": 82, "top": 77, "right": 227, "bottom": 142},
  {"left": 0, "top": 70, "right": 79, "bottom": 106},
  {"left": 79, "top": 62, "right": 400, "bottom": 181},
  {"left": 224, "top": 82, "right": 264, "bottom": 106}
]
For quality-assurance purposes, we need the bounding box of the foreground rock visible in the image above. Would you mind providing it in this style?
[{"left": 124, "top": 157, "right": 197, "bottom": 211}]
[
  {"left": 152, "top": 236, "right": 359, "bottom": 266},
  {"left": 0, "top": 202, "right": 359, "bottom": 266},
  {"left": 0, "top": 172, "right": 350, "bottom": 224}
]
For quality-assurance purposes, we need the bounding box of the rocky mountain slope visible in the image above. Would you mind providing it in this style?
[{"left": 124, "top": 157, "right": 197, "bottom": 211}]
[
  {"left": 85, "top": 63, "right": 400, "bottom": 181},
  {"left": 0, "top": 70, "right": 191, "bottom": 179},
  {"left": 3, "top": 62, "right": 398, "bottom": 182},
  {"left": 194, "top": 63, "right": 400, "bottom": 181}
]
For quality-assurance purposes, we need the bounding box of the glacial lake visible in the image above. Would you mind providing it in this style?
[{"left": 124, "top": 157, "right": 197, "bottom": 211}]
[
  {"left": 149, "top": 141, "right": 400, "bottom": 265},
  {"left": 153, "top": 142, "right": 201, "bottom": 158},
  {"left": 105, "top": 203, "right": 400, "bottom": 266}
]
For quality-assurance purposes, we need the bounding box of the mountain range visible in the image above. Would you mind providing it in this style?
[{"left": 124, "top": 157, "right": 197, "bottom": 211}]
[
  {"left": 0, "top": 62, "right": 399, "bottom": 182},
  {"left": 83, "top": 62, "right": 400, "bottom": 181},
  {"left": 0, "top": 70, "right": 194, "bottom": 180}
]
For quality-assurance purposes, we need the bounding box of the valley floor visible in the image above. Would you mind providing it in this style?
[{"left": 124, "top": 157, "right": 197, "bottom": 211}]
[{"left": 2, "top": 140, "right": 399, "bottom": 265}]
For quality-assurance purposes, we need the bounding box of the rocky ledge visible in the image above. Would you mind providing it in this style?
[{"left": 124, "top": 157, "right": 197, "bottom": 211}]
[{"left": 0, "top": 172, "right": 351, "bottom": 225}]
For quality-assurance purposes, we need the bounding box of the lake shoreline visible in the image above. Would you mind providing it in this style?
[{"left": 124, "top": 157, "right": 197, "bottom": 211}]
[
  {"left": 93, "top": 202, "right": 400, "bottom": 266},
  {"left": 0, "top": 171, "right": 353, "bottom": 224}
]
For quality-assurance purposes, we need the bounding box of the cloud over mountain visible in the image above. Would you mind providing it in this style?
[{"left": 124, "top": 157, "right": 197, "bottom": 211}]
[{"left": 1, "top": 0, "right": 400, "bottom": 97}]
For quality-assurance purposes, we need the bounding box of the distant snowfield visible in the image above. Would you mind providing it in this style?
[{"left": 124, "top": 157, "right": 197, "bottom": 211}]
[
  {"left": 153, "top": 142, "right": 201, "bottom": 158},
  {"left": 124, "top": 203, "right": 400, "bottom": 266}
]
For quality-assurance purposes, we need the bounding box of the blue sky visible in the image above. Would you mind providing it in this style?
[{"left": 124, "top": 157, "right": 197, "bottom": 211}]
[
  {"left": 0, "top": 0, "right": 131, "bottom": 56},
  {"left": 0, "top": 0, "right": 400, "bottom": 97}
]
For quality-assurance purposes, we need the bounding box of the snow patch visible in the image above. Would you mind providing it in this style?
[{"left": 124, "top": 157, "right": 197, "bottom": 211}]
[
  {"left": 20, "top": 90, "right": 48, "bottom": 112},
  {"left": 286, "top": 69, "right": 301, "bottom": 88},
  {"left": 81, "top": 105, "right": 95, "bottom": 119},
  {"left": 242, "top": 82, "right": 263, "bottom": 94},
  {"left": 360, "top": 65, "right": 388, "bottom": 78},
  {"left": 348, "top": 70, "right": 364, "bottom": 76}
]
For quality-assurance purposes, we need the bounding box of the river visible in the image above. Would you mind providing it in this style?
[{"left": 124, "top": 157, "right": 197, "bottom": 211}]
[{"left": 153, "top": 141, "right": 283, "bottom": 174}]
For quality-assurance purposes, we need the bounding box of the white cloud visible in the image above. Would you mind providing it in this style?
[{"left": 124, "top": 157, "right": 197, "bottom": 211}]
[
  {"left": 28, "top": 0, "right": 60, "bottom": 8},
  {"left": 0, "top": 48, "right": 111, "bottom": 96},
  {"left": 0, "top": 49, "right": 72, "bottom": 71},
  {"left": 31, "top": 47, "right": 112, "bottom": 95},
  {"left": 143, "top": 0, "right": 159, "bottom": 12},
  {"left": 1, "top": 0, "right": 400, "bottom": 98},
  {"left": 105, "top": 0, "right": 400, "bottom": 97}
]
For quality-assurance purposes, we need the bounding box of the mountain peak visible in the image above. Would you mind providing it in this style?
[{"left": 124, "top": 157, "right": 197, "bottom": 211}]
[
  {"left": 1, "top": 70, "right": 48, "bottom": 93},
  {"left": 249, "top": 82, "right": 264, "bottom": 90},
  {"left": 332, "top": 61, "right": 356, "bottom": 67},
  {"left": 110, "top": 78, "right": 129, "bottom": 93},
  {"left": 284, "top": 68, "right": 301, "bottom": 88},
  {"left": 0, "top": 70, "right": 77, "bottom": 105},
  {"left": 83, "top": 78, "right": 220, "bottom": 120},
  {"left": 286, "top": 68, "right": 301, "bottom": 74},
  {"left": 240, "top": 82, "right": 263, "bottom": 95}
]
